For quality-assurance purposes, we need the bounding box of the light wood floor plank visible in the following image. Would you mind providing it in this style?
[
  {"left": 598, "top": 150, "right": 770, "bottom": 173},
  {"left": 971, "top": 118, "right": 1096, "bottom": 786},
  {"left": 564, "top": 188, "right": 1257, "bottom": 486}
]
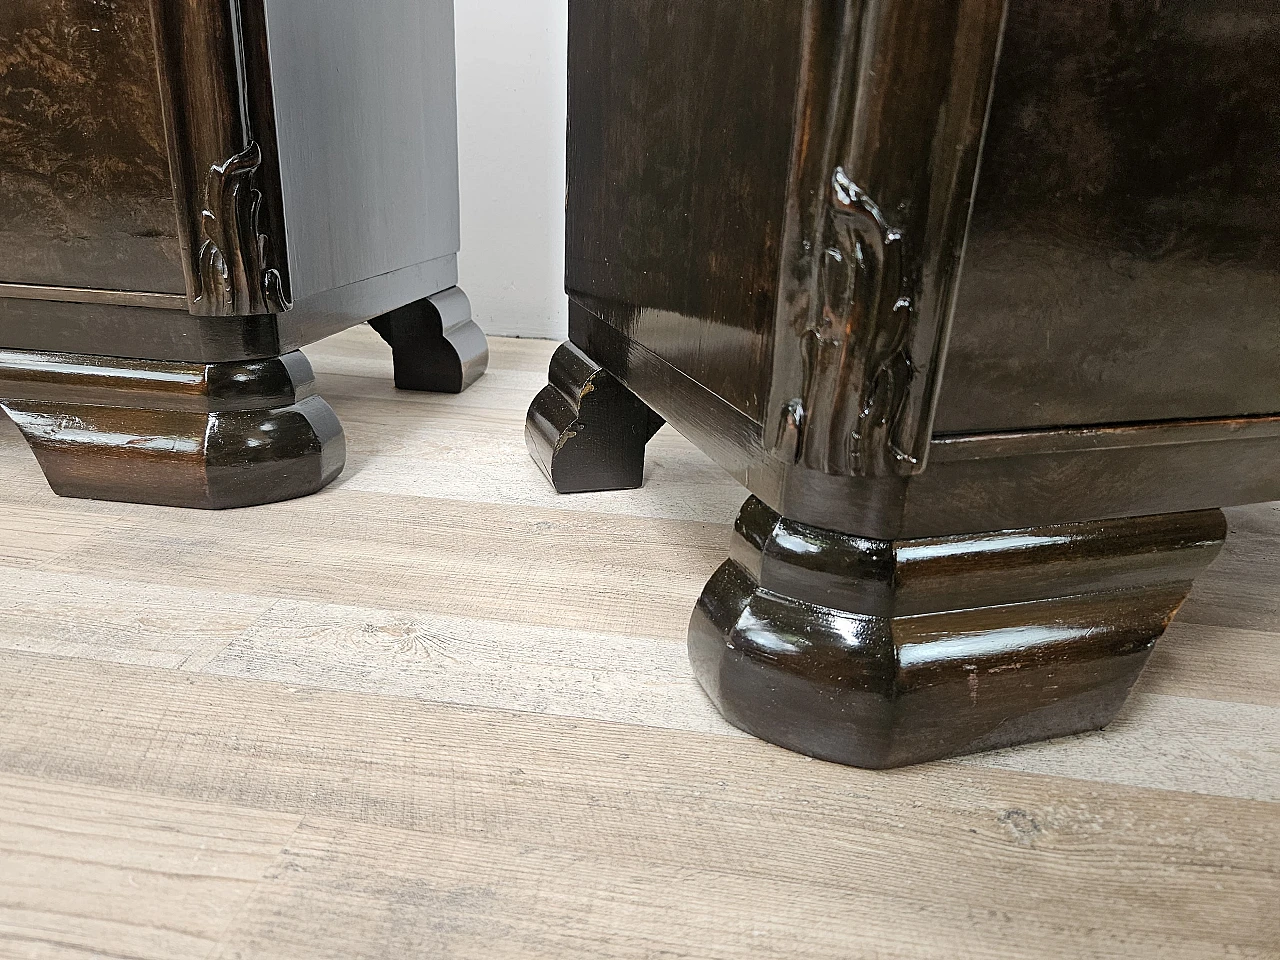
[
  {"left": 0, "top": 504, "right": 127, "bottom": 568},
  {"left": 333, "top": 418, "right": 745, "bottom": 524},
  {"left": 37, "top": 491, "right": 729, "bottom": 643},
  {"left": 17, "top": 481, "right": 1277, "bottom": 717},
  {"left": 0, "top": 568, "right": 272, "bottom": 671},
  {"left": 211, "top": 814, "right": 1274, "bottom": 960},
  {"left": 0, "top": 773, "right": 299, "bottom": 960},
  {"left": 0, "top": 581, "right": 1273, "bottom": 801},
  {"left": 202, "top": 596, "right": 735, "bottom": 737},
  {"left": 1143, "top": 619, "right": 1280, "bottom": 708},
  {"left": 0, "top": 653, "right": 1275, "bottom": 960},
  {"left": 1179, "top": 530, "right": 1280, "bottom": 633}
]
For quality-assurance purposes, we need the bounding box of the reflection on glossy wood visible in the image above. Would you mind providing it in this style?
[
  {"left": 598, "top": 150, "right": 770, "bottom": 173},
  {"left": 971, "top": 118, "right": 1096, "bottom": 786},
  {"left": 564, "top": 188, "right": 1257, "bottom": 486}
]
[
  {"left": 0, "top": 257, "right": 467, "bottom": 366},
  {"left": 564, "top": 0, "right": 805, "bottom": 421},
  {"left": 2, "top": 0, "right": 482, "bottom": 507},
  {"left": 0, "top": 0, "right": 184, "bottom": 292},
  {"left": 570, "top": 301, "right": 1280, "bottom": 540},
  {"left": 764, "top": 0, "right": 1006, "bottom": 477},
  {"left": 149, "top": 0, "right": 292, "bottom": 315},
  {"left": 543, "top": 0, "right": 1280, "bottom": 768},
  {"left": 690, "top": 497, "right": 1227, "bottom": 768},
  {"left": 0, "top": 350, "right": 343, "bottom": 509},
  {"left": 525, "top": 341, "right": 664, "bottom": 494},
  {"left": 938, "top": 0, "right": 1280, "bottom": 431},
  {"left": 368, "top": 287, "right": 489, "bottom": 394}
]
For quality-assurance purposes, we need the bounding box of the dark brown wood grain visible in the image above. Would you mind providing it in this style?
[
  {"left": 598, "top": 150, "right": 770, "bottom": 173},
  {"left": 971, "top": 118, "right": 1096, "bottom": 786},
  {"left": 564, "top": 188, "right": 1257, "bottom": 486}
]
[
  {"left": 531, "top": 0, "right": 1280, "bottom": 767},
  {"left": 564, "top": 0, "right": 1005, "bottom": 477},
  {"left": 936, "top": 0, "right": 1280, "bottom": 431},
  {"left": 0, "top": 296, "right": 289, "bottom": 363},
  {"left": 0, "top": 0, "right": 185, "bottom": 293},
  {"left": 564, "top": 0, "right": 805, "bottom": 422},
  {"left": 569, "top": 300, "right": 1280, "bottom": 540},
  {"left": 1, "top": 0, "right": 477, "bottom": 348},
  {"left": 368, "top": 288, "right": 489, "bottom": 394},
  {"left": 763, "top": 0, "right": 1006, "bottom": 477},
  {"left": 1, "top": 0, "right": 484, "bottom": 506},
  {"left": 526, "top": 340, "right": 664, "bottom": 494},
  {"left": 549, "top": 0, "right": 1280, "bottom": 540},
  {"left": 0, "top": 256, "right": 466, "bottom": 365}
]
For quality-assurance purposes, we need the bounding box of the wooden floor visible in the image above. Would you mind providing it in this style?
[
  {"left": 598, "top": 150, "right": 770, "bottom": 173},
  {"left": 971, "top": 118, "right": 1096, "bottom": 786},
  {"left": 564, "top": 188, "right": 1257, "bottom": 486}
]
[{"left": 0, "top": 326, "right": 1277, "bottom": 960}]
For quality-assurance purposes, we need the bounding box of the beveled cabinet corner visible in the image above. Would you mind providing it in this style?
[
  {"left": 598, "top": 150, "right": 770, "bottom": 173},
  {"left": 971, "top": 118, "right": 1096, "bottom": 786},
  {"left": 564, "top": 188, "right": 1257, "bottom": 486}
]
[
  {"left": 527, "top": 0, "right": 1280, "bottom": 768},
  {"left": 149, "top": 0, "right": 293, "bottom": 318},
  {"left": 0, "top": 0, "right": 486, "bottom": 508},
  {"left": 763, "top": 0, "right": 1006, "bottom": 479},
  {"left": 690, "top": 498, "right": 1225, "bottom": 768}
]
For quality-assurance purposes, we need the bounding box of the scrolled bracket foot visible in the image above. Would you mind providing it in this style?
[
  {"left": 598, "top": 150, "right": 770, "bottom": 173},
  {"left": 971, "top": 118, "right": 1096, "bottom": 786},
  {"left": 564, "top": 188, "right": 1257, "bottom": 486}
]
[
  {"left": 525, "top": 340, "right": 664, "bottom": 494},
  {"left": 369, "top": 286, "right": 489, "bottom": 394}
]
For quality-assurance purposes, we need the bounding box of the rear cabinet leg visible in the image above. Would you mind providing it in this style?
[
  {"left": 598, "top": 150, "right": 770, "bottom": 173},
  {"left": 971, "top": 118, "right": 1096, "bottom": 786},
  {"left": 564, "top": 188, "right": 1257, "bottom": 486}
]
[
  {"left": 369, "top": 286, "right": 489, "bottom": 394},
  {"left": 525, "top": 341, "right": 664, "bottom": 494}
]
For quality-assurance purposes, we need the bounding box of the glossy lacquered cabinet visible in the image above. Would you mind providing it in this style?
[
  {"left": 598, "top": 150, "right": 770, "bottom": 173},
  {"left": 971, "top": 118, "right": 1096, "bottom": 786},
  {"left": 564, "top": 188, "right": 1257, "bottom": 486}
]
[
  {"left": 0, "top": 0, "right": 486, "bottom": 508},
  {"left": 528, "top": 0, "right": 1279, "bottom": 767}
]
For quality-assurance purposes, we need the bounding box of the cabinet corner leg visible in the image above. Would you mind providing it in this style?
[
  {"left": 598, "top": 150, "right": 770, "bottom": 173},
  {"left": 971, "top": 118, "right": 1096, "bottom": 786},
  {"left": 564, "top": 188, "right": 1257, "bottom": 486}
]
[
  {"left": 0, "top": 349, "right": 345, "bottom": 509},
  {"left": 690, "top": 497, "right": 1226, "bottom": 768}
]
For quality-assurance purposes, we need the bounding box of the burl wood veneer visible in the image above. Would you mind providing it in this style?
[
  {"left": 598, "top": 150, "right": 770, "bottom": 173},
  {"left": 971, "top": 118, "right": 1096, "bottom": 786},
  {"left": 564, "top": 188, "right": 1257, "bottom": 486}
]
[
  {"left": 527, "top": 0, "right": 1279, "bottom": 766},
  {"left": 0, "top": 0, "right": 486, "bottom": 508}
]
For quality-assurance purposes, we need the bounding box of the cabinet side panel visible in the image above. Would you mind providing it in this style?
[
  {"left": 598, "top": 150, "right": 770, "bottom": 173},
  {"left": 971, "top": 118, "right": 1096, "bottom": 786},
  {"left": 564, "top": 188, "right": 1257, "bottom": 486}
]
[
  {"left": 937, "top": 0, "right": 1280, "bottom": 432},
  {"left": 0, "top": 0, "right": 185, "bottom": 293},
  {"left": 565, "top": 0, "right": 804, "bottom": 423},
  {"left": 260, "top": 0, "right": 461, "bottom": 302}
]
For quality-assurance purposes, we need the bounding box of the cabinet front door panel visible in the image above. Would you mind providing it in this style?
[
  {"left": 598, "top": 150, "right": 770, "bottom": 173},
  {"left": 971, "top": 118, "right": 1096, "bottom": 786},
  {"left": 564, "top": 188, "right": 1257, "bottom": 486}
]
[
  {"left": 565, "top": 0, "right": 805, "bottom": 423},
  {"left": 937, "top": 0, "right": 1280, "bottom": 432},
  {"left": 0, "top": 0, "right": 185, "bottom": 293}
]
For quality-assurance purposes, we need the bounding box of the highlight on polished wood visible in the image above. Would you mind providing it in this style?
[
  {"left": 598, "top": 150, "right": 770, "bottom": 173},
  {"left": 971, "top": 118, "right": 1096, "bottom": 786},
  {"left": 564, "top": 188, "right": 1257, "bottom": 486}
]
[
  {"left": 528, "top": 0, "right": 1280, "bottom": 767},
  {"left": 691, "top": 498, "right": 1226, "bottom": 768},
  {"left": 0, "top": 349, "right": 344, "bottom": 509},
  {"left": 526, "top": 340, "right": 664, "bottom": 493},
  {"left": 369, "top": 287, "right": 490, "bottom": 395}
]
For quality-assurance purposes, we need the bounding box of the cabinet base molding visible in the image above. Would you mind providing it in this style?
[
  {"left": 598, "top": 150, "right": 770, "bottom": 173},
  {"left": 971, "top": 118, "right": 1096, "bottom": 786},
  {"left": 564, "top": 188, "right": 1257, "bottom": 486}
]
[
  {"left": 369, "top": 287, "right": 489, "bottom": 394},
  {"left": 525, "top": 340, "right": 664, "bottom": 493},
  {"left": 689, "top": 497, "right": 1226, "bottom": 768},
  {"left": 0, "top": 349, "right": 344, "bottom": 509}
]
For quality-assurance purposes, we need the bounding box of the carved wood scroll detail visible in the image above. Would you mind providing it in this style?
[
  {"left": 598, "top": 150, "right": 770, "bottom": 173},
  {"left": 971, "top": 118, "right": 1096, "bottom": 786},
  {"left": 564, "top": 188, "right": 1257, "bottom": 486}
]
[
  {"left": 150, "top": 0, "right": 290, "bottom": 317},
  {"left": 765, "top": 0, "right": 1008, "bottom": 478},
  {"left": 195, "top": 141, "right": 290, "bottom": 316},
  {"left": 814, "top": 167, "right": 918, "bottom": 475}
]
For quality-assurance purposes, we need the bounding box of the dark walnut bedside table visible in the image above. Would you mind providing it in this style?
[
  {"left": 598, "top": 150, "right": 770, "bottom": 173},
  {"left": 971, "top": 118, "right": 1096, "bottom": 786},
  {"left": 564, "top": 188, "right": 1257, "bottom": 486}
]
[
  {"left": 0, "top": 0, "right": 487, "bottom": 508},
  {"left": 527, "top": 0, "right": 1280, "bottom": 767}
]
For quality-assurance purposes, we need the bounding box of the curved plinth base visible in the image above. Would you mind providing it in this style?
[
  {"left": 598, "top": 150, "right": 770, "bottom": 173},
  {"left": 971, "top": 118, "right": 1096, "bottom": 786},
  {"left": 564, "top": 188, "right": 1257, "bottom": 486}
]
[
  {"left": 689, "top": 497, "right": 1227, "bottom": 768},
  {"left": 525, "top": 340, "right": 664, "bottom": 493},
  {"left": 0, "top": 349, "right": 344, "bottom": 509},
  {"left": 369, "top": 286, "right": 489, "bottom": 394}
]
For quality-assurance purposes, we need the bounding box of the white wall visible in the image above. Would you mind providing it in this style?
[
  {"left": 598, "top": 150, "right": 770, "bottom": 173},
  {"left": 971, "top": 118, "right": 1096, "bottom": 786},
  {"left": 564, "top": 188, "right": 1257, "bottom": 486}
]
[{"left": 455, "top": 0, "right": 568, "bottom": 340}]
